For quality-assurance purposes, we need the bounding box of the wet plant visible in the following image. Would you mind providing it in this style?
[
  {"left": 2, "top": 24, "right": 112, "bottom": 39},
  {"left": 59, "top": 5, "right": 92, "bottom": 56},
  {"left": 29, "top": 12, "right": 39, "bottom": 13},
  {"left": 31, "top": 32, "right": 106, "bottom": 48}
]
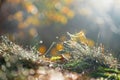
[
  {"left": 0, "top": 36, "right": 41, "bottom": 80},
  {"left": 58, "top": 32, "right": 119, "bottom": 79}
]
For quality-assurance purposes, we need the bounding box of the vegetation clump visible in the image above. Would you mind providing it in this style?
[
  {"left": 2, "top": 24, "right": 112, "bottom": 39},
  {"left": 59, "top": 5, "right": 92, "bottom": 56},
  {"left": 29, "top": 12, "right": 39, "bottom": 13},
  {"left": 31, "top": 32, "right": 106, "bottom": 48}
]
[
  {"left": 0, "top": 36, "right": 41, "bottom": 80},
  {"left": 0, "top": 33, "right": 119, "bottom": 80},
  {"left": 58, "top": 31, "right": 120, "bottom": 79}
]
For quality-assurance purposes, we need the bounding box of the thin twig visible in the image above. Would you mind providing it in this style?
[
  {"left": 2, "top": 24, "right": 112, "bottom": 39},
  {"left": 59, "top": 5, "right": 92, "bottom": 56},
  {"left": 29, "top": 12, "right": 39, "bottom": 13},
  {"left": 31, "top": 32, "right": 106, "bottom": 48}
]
[{"left": 44, "top": 42, "right": 56, "bottom": 56}]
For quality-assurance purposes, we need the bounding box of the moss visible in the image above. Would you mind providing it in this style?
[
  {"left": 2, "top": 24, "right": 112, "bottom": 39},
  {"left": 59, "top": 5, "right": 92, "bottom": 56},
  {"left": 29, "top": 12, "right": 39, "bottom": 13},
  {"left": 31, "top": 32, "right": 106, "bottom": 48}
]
[
  {"left": 0, "top": 36, "right": 40, "bottom": 79},
  {"left": 90, "top": 67, "right": 120, "bottom": 79}
]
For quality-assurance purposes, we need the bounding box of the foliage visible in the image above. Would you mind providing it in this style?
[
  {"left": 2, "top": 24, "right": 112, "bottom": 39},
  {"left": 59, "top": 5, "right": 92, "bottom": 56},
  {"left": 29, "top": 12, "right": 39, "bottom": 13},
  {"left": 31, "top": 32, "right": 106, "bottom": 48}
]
[
  {"left": 0, "top": 36, "right": 41, "bottom": 80},
  {"left": 0, "top": 0, "right": 76, "bottom": 51},
  {"left": 0, "top": 0, "right": 74, "bottom": 38},
  {"left": 58, "top": 31, "right": 118, "bottom": 74},
  {"left": 0, "top": 36, "right": 86, "bottom": 80},
  {"left": 90, "top": 67, "right": 120, "bottom": 80},
  {"left": 0, "top": 34, "right": 119, "bottom": 80}
]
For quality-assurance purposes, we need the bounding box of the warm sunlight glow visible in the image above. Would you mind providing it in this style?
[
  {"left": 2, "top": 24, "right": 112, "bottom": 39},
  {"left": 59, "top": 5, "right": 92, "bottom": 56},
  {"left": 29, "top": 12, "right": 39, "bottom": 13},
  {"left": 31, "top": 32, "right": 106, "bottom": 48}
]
[{"left": 90, "top": 0, "right": 113, "bottom": 11}]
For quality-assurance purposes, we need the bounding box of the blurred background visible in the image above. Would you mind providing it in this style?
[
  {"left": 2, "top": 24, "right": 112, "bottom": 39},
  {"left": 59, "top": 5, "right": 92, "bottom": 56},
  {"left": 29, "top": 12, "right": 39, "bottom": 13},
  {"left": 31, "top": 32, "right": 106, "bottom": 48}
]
[{"left": 0, "top": 0, "right": 120, "bottom": 57}]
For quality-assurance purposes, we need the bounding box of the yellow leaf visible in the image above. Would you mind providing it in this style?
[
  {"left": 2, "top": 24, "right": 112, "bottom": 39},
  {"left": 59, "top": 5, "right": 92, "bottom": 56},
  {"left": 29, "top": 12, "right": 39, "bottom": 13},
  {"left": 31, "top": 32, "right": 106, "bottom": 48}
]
[
  {"left": 38, "top": 45, "right": 46, "bottom": 55},
  {"left": 51, "top": 48, "right": 57, "bottom": 55},
  {"left": 70, "top": 30, "right": 95, "bottom": 47},
  {"left": 56, "top": 43, "right": 64, "bottom": 51},
  {"left": 50, "top": 56, "right": 62, "bottom": 61},
  {"left": 87, "top": 39, "right": 95, "bottom": 47}
]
